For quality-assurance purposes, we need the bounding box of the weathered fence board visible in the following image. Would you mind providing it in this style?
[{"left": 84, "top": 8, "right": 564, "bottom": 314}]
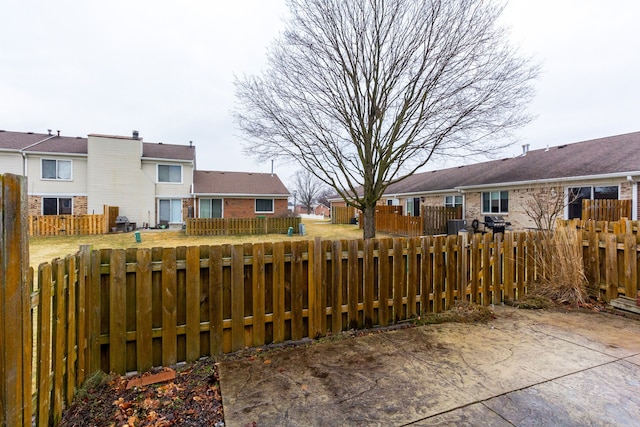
[
  {"left": 12, "top": 219, "right": 640, "bottom": 427},
  {"left": 186, "top": 217, "right": 301, "bottom": 236},
  {"left": 29, "top": 214, "right": 106, "bottom": 236}
]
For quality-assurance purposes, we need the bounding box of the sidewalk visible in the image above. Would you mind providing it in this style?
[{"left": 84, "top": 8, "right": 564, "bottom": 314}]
[{"left": 219, "top": 306, "right": 640, "bottom": 426}]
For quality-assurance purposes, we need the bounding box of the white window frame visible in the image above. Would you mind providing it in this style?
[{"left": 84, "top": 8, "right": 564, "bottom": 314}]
[
  {"left": 156, "top": 164, "right": 183, "bottom": 184},
  {"left": 482, "top": 191, "right": 509, "bottom": 214},
  {"left": 444, "top": 195, "right": 463, "bottom": 208},
  {"left": 41, "top": 158, "right": 73, "bottom": 181},
  {"left": 255, "top": 198, "right": 274, "bottom": 214},
  {"left": 42, "top": 196, "right": 73, "bottom": 215},
  {"left": 158, "top": 198, "right": 183, "bottom": 223},
  {"left": 199, "top": 198, "right": 224, "bottom": 219}
]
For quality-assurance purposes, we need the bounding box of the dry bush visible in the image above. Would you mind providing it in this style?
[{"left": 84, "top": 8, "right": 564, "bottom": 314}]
[
  {"left": 533, "top": 226, "right": 588, "bottom": 307},
  {"left": 416, "top": 301, "right": 495, "bottom": 325}
]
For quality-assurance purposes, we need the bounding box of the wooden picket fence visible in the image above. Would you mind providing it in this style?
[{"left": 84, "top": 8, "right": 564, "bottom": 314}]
[
  {"left": 581, "top": 199, "right": 631, "bottom": 221},
  {"left": 25, "top": 230, "right": 550, "bottom": 425},
  {"left": 28, "top": 214, "right": 107, "bottom": 236},
  {"left": 558, "top": 218, "right": 640, "bottom": 300},
  {"left": 185, "top": 217, "right": 301, "bottom": 235}
]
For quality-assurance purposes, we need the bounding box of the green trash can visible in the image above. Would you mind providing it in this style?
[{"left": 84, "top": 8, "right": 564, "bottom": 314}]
[
  {"left": 134, "top": 231, "right": 141, "bottom": 243},
  {"left": 287, "top": 226, "right": 294, "bottom": 236}
]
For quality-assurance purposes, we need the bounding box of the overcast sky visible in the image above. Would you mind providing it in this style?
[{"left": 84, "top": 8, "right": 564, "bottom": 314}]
[{"left": 2, "top": 1, "right": 639, "bottom": 187}]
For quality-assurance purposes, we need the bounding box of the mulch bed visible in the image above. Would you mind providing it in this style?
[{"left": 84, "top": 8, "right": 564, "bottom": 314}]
[{"left": 59, "top": 361, "right": 224, "bottom": 427}]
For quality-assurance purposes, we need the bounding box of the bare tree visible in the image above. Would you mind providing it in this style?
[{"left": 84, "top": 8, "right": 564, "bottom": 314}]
[
  {"left": 315, "top": 187, "right": 334, "bottom": 210},
  {"left": 235, "top": 0, "right": 538, "bottom": 238},
  {"left": 522, "top": 186, "right": 580, "bottom": 230},
  {"left": 292, "top": 169, "right": 324, "bottom": 214}
]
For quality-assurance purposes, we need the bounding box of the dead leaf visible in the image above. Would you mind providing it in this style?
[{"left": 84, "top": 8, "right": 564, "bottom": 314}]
[{"left": 263, "top": 359, "right": 272, "bottom": 365}]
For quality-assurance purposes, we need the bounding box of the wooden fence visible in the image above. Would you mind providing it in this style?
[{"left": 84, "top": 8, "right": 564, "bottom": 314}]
[
  {"left": 423, "top": 205, "right": 463, "bottom": 235},
  {"left": 4, "top": 177, "right": 640, "bottom": 426},
  {"left": 1, "top": 174, "right": 32, "bottom": 427},
  {"left": 581, "top": 199, "right": 631, "bottom": 222},
  {"left": 185, "top": 217, "right": 302, "bottom": 236},
  {"left": 331, "top": 206, "right": 357, "bottom": 224},
  {"left": 371, "top": 211, "right": 423, "bottom": 236},
  {"left": 25, "top": 230, "right": 549, "bottom": 425},
  {"left": 558, "top": 218, "right": 640, "bottom": 301},
  {"left": 28, "top": 214, "right": 106, "bottom": 236}
]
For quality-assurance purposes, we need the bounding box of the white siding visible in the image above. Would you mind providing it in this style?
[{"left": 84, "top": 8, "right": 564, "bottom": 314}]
[
  {"left": 0, "top": 151, "right": 24, "bottom": 175},
  {"left": 87, "top": 135, "right": 156, "bottom": 226},
  {"left": 142, "top": 161, "right": 193, "bottom": 196},
  {"left": 26, "top": 155, "right": 88, "bottom": 194}
]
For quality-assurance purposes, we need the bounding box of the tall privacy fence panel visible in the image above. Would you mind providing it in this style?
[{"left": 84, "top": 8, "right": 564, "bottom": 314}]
[
  {"left": 331, "top": 206, "right": 357, "bottom": 224},
  {"left": 185, "top": 216, "right": 301, "bottom": 235},
  {"left": 581, "top": 199, "right": 631, "bottom": 222}
]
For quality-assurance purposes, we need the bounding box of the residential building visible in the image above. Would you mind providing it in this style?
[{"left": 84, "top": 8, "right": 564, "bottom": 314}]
[
  {"left": 192, "top": 170, "right": 290, "bottom": 218},
  {"left": 330, "top": 132, "right": 640, "bottom": 230},
  {"left": 0, "top": 129, "right": 290, "bottom": 227}
]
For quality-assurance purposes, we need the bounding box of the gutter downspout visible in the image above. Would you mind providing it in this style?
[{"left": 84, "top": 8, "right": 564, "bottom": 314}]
[{"left": 20, "top": 134, "right": 57, "bottom": 176}]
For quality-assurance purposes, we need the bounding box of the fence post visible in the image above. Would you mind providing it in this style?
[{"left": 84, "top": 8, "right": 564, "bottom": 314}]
[{"left": 0, "top": 173, "right": 31, "bottom": 427}]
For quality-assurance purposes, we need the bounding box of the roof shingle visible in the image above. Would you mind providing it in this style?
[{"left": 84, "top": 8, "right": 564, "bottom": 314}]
[
  {"left": 385, "top": 131, "right": 640, "bottom": 194},
  {"left": 194, "top": 170, "right": 290, "bottom": 196}
]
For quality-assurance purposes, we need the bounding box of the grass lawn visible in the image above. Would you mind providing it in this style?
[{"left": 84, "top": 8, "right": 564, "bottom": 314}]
[{"left": 29, "top": 219, "right": 374, "bottom": 269}]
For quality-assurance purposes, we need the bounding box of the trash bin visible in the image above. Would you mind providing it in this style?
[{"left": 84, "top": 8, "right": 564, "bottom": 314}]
[
  {"left": 287, "top": 226, "right": 294, "bottom": 236},
  {"left": 299, "top": 223, "right": 306, "bottom": 236},
  {"left": 134, "top": 231, "right": 141, "bottom": 243}
]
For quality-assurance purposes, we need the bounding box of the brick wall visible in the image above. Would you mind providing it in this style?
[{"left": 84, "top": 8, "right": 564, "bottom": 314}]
[
  {"left": 27, "top": 195, "right": 88, "bottom": 215},
  {"left": 223, "top": 198, "right": 289, "bottom": 218}
]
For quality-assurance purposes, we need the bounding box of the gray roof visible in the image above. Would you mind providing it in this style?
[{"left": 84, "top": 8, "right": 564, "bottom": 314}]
[
  {"left": 142, "top": 142, "right": 195, "bottom": 161},
  {"left": 194, "top": 170, "right": 290, "bottom": 196},
  {"left": 385, "top": 131, "right": 640, "bottom": 194},
  {"left": 0, "top": 130, "right": 195, "bottom": 161}
]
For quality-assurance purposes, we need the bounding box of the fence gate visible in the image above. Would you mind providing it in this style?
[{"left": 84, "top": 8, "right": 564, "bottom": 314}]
[{"left": 0, "top": 173, "right": 32, "bottom": 427}]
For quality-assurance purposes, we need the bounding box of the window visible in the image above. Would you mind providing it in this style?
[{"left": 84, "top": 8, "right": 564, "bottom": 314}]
[
  {"left": 42, "top": 197, "right": 72, "bottom": 215},
  {"left": 445, "top": 195, "right": 463, "bottom": 208},
  {"left": 482, "top": 191, "right": 508, "bottom": 213},
  {"left": 255, "top": 198, "right": 274, "bottom": 213},
  {"left": 157, "top": 164, "right": 182, "bottom": 183},
  {"left": 159, "top": 199, "right": 182, "bottom": 223},
  {"left": 42, "top": 159, "right": 72, "bottom": 180},
  {"left": 568, "top": 186, "right": 619, "bottom": 219},
  {"left": 406, "top": 197, "right": 420, "bottom": 216},
  {"left": 200, "top": 198, "right": 223, "bottom": 218}
]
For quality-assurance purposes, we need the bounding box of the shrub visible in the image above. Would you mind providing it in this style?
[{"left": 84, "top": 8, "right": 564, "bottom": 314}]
[{"left": 533, "top": 226, "right": 587, "bottom": 307}]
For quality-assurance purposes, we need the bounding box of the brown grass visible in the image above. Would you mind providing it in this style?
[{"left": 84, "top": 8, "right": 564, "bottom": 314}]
[
  {"left": 29, "top": 219, "right": 376, "bottom": 268},
  {"left": 533, "top": 226, "right": 588, "bottom": 307}
]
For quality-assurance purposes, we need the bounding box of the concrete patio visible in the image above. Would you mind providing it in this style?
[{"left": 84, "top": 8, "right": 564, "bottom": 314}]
[{"left": 219, "top": 306, "right": 640, "bottom": 426}]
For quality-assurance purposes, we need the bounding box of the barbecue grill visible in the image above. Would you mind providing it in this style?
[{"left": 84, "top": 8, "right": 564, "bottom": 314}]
[
  {"left": 484, "top": 215, "right": 506, "bottom": 234},
  {"left": 115, "top": 215, "right": 130, "bottom": 232}
]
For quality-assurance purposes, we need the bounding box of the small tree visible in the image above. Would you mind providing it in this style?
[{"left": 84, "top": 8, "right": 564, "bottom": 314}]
[
  {"left": 292, "top": 169, "right": 324, "bottom": 214},
  {"left": 235, "top": 0, "right": 538, "bottom": 238},
  {"left": 522, "top": 186, "right": 580, "bottom": 230}
]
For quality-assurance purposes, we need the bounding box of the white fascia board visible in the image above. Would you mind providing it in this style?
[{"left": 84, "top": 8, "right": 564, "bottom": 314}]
[
  {"left": 454, "top": 171, "right": 640, "bottom": 192},
  {"left": 31, "top": 192, "right": 89, "bottom": 197},
  {"left": 192, "top": 193, "right": 288, "bottom": 198},
  {"left": 24, "top": 151, "right": 87, "bottom": 158},
  {"left": 143, "top": 157, "right": 194, "bottom": 164},
  {"left": 155, "top": 194, "right": 193, "bottom": 199}
]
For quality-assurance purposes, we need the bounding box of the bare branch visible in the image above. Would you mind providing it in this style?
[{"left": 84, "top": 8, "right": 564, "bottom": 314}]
[{"left": 235, "top": 0, "right": 539, "bottom": 238}]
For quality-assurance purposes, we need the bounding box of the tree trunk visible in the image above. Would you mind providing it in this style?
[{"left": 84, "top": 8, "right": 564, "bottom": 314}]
[{"left": 362, "top": 205, "right": 376, "bottom": 239}]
